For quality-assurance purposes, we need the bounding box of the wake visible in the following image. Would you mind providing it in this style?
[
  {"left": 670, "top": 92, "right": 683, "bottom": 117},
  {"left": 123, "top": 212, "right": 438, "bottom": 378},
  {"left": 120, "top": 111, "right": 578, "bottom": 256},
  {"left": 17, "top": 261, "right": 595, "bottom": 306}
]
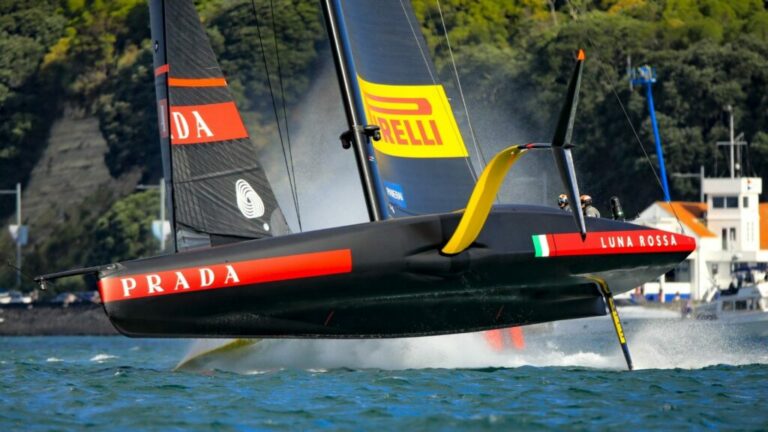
[{"left": 178, "top": 315, "right": 768, "bottom": 373}]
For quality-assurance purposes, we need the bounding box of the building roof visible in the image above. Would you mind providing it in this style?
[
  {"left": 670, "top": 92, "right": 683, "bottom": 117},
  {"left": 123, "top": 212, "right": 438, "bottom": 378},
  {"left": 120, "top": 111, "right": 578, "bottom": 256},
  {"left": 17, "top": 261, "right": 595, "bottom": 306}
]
[{"left": 657, "top": 202, "right": 716, "bottom": 238}]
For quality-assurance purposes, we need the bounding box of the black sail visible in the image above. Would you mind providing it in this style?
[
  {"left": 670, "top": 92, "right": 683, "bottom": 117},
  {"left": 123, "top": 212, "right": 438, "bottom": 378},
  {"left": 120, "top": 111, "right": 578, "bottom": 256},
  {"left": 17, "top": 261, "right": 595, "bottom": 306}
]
[
  {"left": 149, "top": 0, "right": 286, "bottom": 250},
  {"left": 337, "top": 0, "right": 477, "bottom": 216}
]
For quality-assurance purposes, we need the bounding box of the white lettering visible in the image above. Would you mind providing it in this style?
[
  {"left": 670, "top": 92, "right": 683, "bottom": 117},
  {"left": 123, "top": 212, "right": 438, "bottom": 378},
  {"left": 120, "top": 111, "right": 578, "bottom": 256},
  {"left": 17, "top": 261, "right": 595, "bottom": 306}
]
[
  {"left": 157, "top": 102, "right": 167, "bottom": 135},
  {"left": 617, "top": 237, "right": 624, "bottom": 248},
  {"left": 386, "top": 187, "right": 403, "bottom": 201},
  {"left": 200, "top": 268, "right": 215, "bottom": 287},
  {"left": 174, "top": 271, "right": 190, "bottom": 290},
  {"left": 147, "top": 274, "right": 164, "bottom": 294},
  {"left": 671, "top": 235, "right": 677, "bottom": 246},
  {"left": 121, "top": 278, "right": 137, "bottom": 298},
  {"left": 627, "top": 237, "right": 634, "bottom": 247},
  {"left": 648, "top": 235, "right": 655, "bottom": 247},
  {"left": 224, "top": 265, "right": 240, "bottom": 284},
  {"left": 600, "top": 237, "right": 607, "bottom": 248},
  {"left": 608, "top": 237, "right": 616, "bottom": 248},
  {"left": 663, "top": 235, "right": 669, "bottom": 246},
  {"left": 171, "top": 111, "right": 189, "bottom": 139},
  {"left": 639, "top": 236, "right": 645, "bottom": 247},
  {"left": 192, "top": 111, "right": 213, "bottom": 138}
]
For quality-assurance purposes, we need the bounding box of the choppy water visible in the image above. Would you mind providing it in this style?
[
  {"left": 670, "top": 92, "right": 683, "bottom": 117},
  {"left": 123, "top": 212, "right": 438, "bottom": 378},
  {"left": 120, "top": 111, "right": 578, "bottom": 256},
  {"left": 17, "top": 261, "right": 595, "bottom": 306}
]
[{"left": 2, "top": 319, "right": 767, "bottom": 430}]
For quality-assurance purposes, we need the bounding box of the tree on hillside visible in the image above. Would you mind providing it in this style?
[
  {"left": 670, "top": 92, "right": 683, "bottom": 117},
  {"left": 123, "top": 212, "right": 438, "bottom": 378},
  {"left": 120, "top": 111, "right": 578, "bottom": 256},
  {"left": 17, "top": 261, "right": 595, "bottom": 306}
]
[{"left": 0, "top": 1, "right": 66, "bottom": 218}]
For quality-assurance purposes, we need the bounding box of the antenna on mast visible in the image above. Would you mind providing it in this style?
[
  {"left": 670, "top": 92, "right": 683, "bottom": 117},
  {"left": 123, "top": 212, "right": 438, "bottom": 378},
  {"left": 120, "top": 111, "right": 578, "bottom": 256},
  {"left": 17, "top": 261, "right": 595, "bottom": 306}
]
[{"left": 716, "top": 105, "right": 748, "bottom": 178}]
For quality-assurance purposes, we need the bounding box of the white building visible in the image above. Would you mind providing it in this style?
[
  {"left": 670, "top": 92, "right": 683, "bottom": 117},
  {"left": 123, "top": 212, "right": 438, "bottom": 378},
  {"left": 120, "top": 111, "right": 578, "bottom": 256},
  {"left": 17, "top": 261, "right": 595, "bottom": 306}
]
[{"left": 633, "top": 177, "right": 768, "bottom": 301}]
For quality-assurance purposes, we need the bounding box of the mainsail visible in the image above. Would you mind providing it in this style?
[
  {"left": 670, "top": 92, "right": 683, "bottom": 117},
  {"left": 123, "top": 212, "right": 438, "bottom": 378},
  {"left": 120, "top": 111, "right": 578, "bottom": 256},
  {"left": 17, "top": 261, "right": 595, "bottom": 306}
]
[
  {"left": 337, "top": 0, "right": 477, "bottom": 216},
  {"left": 150, "top": 0, "right": 287, "bottom": 250}
]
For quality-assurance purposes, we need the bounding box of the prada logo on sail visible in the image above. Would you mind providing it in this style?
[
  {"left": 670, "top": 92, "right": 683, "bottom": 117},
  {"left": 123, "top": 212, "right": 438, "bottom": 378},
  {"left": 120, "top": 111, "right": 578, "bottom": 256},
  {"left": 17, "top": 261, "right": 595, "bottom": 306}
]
[
  {"left": 161, "top": 101, "right": 249, "bottom": 145},
  {"left": 357, "top": 76, "right": 469, "bottom": 159},
  {"left": 98, "top": 249, "right": 353, "bottom": 303},
  {"left": 533, "top": 230, "right": 695, "bottom": 258}
]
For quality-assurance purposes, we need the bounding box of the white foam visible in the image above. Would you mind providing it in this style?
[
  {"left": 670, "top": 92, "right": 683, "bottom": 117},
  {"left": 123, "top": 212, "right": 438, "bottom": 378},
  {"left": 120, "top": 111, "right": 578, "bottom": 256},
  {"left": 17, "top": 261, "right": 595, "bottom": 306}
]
[
  {"left": 178, "top": 315, "right": 767, "bottom": 372},
  {"left": 90, "top": 354, "right": 117, "bottom": 362}
]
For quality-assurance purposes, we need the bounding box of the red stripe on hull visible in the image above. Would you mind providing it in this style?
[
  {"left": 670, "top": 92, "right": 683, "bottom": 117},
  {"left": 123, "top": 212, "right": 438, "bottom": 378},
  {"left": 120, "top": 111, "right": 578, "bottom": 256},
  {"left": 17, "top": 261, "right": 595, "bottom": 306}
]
[
  {"left": 98, "top": 249, "right": 352, "bottom": 303},
  {"left": 546, "top": 230, "right": 695, "bottom": 257}
]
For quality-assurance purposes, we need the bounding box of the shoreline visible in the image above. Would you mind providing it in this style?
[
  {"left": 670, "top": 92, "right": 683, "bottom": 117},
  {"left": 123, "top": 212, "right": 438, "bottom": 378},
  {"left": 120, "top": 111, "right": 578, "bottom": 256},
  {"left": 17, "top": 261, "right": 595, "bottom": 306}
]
[{"left": 0, "top": 304, "right": 118, "bottom": 336}]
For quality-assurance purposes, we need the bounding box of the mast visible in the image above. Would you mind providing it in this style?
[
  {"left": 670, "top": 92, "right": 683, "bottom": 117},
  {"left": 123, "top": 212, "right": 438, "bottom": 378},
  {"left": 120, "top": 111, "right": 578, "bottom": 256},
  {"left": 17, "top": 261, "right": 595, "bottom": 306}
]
[
  {"left": 150, "top": 0, "right": 178, "bottom": 251},
  {"left": 321, "top": 0, "right": 385, "bottom": 221}
]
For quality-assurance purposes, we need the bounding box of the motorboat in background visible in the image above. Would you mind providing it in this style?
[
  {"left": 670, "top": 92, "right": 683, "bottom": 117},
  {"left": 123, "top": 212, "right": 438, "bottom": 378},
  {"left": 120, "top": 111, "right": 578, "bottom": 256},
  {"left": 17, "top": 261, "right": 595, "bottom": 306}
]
[{"left": 693, "top": 269, "right": 768, "bottom": 337}]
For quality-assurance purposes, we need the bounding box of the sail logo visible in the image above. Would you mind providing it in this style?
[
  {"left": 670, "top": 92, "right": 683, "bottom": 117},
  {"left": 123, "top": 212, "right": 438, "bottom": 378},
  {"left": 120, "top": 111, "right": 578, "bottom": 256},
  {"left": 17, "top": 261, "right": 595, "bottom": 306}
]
[
  {"left": 532, "top": 230, "right": 695, "bottom": 258},
  {"left": 97, "top": 249, "right": 353, "bottom": 303},
  {"left": 171, "top": 111, "right": 213, "bottom": 140},
  {"left": 383, "top": 181, "right": 407, "bottom": 208},
  {"left": 165, "top": 101, "right": 249, "bottom": 145},
  {"left": 235, "top": 179, "right": 265, "bottom": 219},
  {"left": 358, "top": 76, "right": 469, "bottom": 159}
]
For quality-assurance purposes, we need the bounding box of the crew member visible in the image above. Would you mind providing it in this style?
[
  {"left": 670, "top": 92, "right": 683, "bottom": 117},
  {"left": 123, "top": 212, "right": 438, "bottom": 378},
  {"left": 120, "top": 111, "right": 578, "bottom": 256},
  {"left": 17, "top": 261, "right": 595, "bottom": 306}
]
[
  {"left": 580, "top": 194, "right": 600, "bottom": 218},
  {"left": 557, "top": 194, "right": 571, "bottom": 212}
]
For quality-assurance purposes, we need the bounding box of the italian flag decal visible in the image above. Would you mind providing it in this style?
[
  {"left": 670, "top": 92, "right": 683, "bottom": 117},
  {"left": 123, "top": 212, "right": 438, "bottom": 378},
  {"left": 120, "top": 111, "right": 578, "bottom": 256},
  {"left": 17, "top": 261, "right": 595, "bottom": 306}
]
[
  {"left": 532, "top": 230, "right": 695, "bottom": 258},
  {"left": 532, "top": 234, "right": 550, "bottom": 257}
]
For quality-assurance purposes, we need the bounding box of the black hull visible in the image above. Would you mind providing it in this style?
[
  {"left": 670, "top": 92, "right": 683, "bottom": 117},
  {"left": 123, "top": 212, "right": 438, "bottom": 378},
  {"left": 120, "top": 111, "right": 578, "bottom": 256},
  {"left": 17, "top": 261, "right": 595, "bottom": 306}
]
[{"left": 97, "top": 206, "right": 694, "bottom": 338}]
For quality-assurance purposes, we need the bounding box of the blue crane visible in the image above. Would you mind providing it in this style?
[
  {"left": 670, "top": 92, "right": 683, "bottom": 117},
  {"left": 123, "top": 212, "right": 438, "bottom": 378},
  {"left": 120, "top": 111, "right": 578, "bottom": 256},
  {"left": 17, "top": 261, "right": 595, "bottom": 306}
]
[{"left": 631, "top": 65, "right": 671, "bottom": 202}]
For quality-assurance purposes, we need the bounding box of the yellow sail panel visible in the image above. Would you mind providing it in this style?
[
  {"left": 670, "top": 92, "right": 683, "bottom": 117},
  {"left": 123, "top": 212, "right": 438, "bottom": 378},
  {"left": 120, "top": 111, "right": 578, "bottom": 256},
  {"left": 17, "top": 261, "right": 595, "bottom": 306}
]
[{"left": 358, "top": 76, "right": 469, "bottom": 158}]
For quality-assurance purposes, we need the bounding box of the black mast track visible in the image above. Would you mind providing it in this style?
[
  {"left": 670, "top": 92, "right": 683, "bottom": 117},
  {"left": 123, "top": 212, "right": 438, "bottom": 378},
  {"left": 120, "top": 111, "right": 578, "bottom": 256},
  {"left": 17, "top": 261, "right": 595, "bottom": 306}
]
[
  {"left": 321, "top": 0, "right": 383, "bottom": 222},
  {"left": 152, "top": 0, "right": 178, "bottom": 252}
]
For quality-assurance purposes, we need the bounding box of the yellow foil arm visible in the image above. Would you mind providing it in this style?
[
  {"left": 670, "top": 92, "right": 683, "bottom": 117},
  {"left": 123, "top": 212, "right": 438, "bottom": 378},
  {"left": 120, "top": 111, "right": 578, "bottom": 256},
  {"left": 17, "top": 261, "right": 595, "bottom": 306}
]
[{"left": 442, "top": 145, "right": 527, "bottom": 255}]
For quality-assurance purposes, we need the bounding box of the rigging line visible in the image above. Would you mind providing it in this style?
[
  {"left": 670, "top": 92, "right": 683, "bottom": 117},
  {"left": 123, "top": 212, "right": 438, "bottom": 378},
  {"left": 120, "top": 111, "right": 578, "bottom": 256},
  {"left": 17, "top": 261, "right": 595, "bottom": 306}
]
[
  {"left": 249, "top": 0, "right": 301, "bottom": 230},
  {"left": 398, "top": 0, "right": 477, "bottom": 181},
  {"left": 398, "top": 0, "right": 437, "bottom": 83},
  {"left": 2, "top": 254, "right": 53, "bottom": 288},
  {"left": 268, "top": 0, "right": 302, "bottom": 231},
  {"left": 435, "top": 0, "right": 487, "bottom": 172},
  {"left": 583, "top": 36, "right": 685, "bottom": 233}
]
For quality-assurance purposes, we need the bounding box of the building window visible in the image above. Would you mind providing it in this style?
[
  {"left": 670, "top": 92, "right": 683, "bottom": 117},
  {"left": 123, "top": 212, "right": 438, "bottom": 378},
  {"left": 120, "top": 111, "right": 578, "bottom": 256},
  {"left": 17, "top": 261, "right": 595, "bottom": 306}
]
[
  {"left": 730, "top": 227, "right": 737, "bottom": 242},
  {"left": 713, "top": 196, "right": 739, "bottom": 208},
  {"left": 722, "top": 228, "right": 728, "bottom": 250},
  {"left": 743, "top": 196, "right": 749, "bottom": 208}
]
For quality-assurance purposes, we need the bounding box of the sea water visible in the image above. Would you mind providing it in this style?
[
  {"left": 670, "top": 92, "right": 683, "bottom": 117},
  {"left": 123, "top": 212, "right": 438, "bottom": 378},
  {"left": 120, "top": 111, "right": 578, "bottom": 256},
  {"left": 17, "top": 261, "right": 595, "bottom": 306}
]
[{"left": 1, "top": 320, "right": 767, "bottom": 430}]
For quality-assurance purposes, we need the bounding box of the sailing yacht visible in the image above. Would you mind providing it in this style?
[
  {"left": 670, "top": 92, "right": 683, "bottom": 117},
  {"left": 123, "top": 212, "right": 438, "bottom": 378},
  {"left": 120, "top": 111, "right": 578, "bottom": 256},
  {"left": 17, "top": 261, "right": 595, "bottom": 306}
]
[{"left": 38, "top": 0, "right": 695, "bottom": 370}]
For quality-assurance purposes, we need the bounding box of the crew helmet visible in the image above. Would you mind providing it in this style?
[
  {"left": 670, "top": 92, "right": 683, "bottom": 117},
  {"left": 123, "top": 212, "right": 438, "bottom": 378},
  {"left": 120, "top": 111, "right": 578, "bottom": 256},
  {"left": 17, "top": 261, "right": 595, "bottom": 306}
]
[
  {"left": 580, "top": 194, "right": 592, "bottom": 206},
  {"left": 558, "top": 194, "right": 568, "bottom": 207}
]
